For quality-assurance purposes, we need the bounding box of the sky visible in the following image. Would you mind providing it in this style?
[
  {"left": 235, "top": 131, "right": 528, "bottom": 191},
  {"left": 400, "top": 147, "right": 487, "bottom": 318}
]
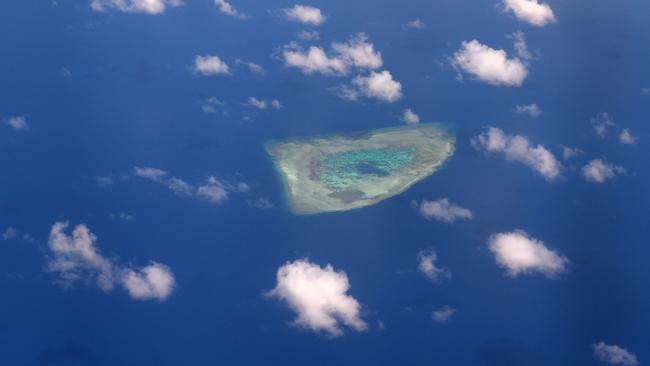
[{"left": 0, "top": 0, "right": 649, "bottom": 365}]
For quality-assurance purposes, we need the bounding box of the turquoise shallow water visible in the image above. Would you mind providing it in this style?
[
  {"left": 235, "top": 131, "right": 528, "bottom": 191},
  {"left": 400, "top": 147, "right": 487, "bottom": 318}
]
[{"left": 317, "top": 147, "right": 416, "bottom": 190}]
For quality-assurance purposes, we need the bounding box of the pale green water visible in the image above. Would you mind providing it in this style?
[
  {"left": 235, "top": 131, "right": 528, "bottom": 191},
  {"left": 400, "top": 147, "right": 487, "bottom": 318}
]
[{"left": 316, "top": 147, "right": 416, "bottom": 190}]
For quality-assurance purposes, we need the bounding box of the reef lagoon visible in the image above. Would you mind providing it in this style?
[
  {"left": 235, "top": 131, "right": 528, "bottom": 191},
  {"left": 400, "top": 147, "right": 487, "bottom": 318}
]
[{"left": 265, "top": 123, "right": 455, "bottom": 214}]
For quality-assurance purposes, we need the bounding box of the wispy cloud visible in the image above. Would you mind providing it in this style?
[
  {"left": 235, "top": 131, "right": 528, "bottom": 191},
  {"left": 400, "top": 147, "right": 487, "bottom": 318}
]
[
  {"left": 214, "top": 0, "right": 248, "bottom": 19},
  {"left": 6, "top": 116, "right": 29, "bottom": 131},
  {"left": 593, "top": 342, "right": 639, "bottom": 366},
  {"left": 514, "top": 103, "right": 542, "bottom": 117},
  {"left": 91, "top": 0, "right": 183, "bottom": 14},
  {"left": 417, "top": 248, "right": 451, "bottom": 281},
  {"left": 581, "top": 159, "right": 626, "bottom": 183}
]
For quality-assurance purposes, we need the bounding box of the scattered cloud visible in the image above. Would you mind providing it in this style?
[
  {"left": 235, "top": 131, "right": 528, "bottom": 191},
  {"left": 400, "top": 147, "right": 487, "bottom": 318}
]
[
  {"left": 196, "top": 176, "right": 229, "bottom": 204},
  {"left": 284, "top": 5, "right": 325, "bottom": 25},
  {"left": 641, "top": 88, "right": 650, "bottom": 96},
  {"left": 404, "top": 19, "right": 425, "bottom": 30},
  {"left": 401, "top": 108, "right": 420, "bottom": 124},
  {"left": 618, "top": 129, "right": 638, "bottom": 145},
  {"left": 266, "top": 259, "right": 367, "bottom": 337},
  {"left": 297, "top": 30, "right": 320, "bottom": 41},
  {"left": 452, "top": 39, "right": 528, "bottom": 86},
  {"left": 561, "top": 145, "right": 584, "bottom": 160},
  {"left": 235, "top": 59, "right": 265, "bottom": 74},
  {"left": 581, "top": 159, "right": 626, "bottom": 183},
  {"left": 2, "top": 227, "right": 18, "bottom": 240},
  {"left": 502, "top": 0, "right": 556, "bottom": 27},
  {"left": 59, "top": 67, "right": 72, "bottom": 78},
  {"left": 593, "top": 342, "right": 639, "bottom": 366},
  {"left": 488, "top": 230, "right": 569, "bottom": 278},
  {"left": 331, "top": 33, "right": 383, "bottom": 70},
  {"left": 95, "top": 176, "right": 114, "bottom": 188},
  {"left": 244, "top": 97, "right": 282, "bottom": 110},
  {"left": 6, "top": 116, "right": 29, "bottom": 131},
  {"left": 214, "top": 0, "right": 248, "bottom": 19},
  {"left": 90, "top": 0, "right": 183, "bottom": 14},
  {"left": 247, "top": 197, "right": 274, "bottom": 209},
  {"left": 46, "top": 222, "right": 175, "bottom": 300},
  {"left": 472, "top": 127, "right": 562, "bottom": 180},
  {"left": 417, "top": 248, "right": 451, "bottom": 281},
  {"left": 134, "top": 166, "right": 168, "bottom": 182},
  {"left": 508, "top": 31, "right": 534, "bottom": 60},
  {"left": 199, "top": 97, "right": 227, "bottom": 114},
  {"left": 110, "top": 212, "right": 136, "bottom": 221},
  {"left": 591, "top": 112, "right": 615, "bottom": 138},
  {"left": 514, "top": 103, "right": 542, "bottom": 117},
  {"left": 339, "top": 70, "right": 402, "bottom": 103},
  {"left": 193, "top": 55, "right": 231, "bottom": 76},
  {"left": 416, "top": 198, "right": 473, "bottom": 223},
  {"left": 431, "top": 306, "right": 456, "bottom": 323}
]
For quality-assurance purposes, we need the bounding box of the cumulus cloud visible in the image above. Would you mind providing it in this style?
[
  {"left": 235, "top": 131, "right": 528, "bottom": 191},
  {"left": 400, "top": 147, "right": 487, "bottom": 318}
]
[
  {"left": 244, "top": 97, "right": 282, "bottom": 110},
  {"left": 618, "top": 129, "right": 638, "bottom": 145},
  {"left": 193, "top": 55, "right": 231, "bottom": 76},
  {"left": 488, "top": 230, "right": 569, "bottom": 278},
  {"left": 90, "top": 0, "right": 182, "bottom": 14},
  {"left": 593, "top": 342, "right": 639, "bottom": 366},
  {"left": 502, "top": 0, "right": 556, "bottom": 27},
  {"left": 401, "top": 109, "right": 420, "bottom": 124},
  {"left": 472, "top": 127, "right": 562, "bottom": 180},
  {"left": 431, "top": 306, "right": 456, "bottom": 323},
  {"left": 340, "top": 71, "right": 402, "bottom": 103},
  {"left": 6, "top": 116, "right": 29, "bottom": 131},
  {"left": 404, "top": 19, "right": 426, "bottom": 30},
  {"left": 417, "top": 248, "right": 451, "bottom": 281},
  {"left": 284, "top": 5, "right": 325, "bottom": 25},
  {"left": 514, "top": 103, "right": 542, "bottom": 117},
  {"left": 214, "top": 0, "right": 248, "bottom": 19},
  {"left": 47, "top": 222, "right": 175, "bottom": 300},
  {"left": 266, "top": 259, "right": 367, "bottom": 337},
  {"left": 416, "top": 198, "right": 473, "bottom": 223},
  {"left": 591, "top": 112, "right": 615, "bottom": 138},
  {"left": 452, "top": 40, "right": 528, "bottom": 86},
  {"left": 197, "top": 176, "right": 229, "bottom": 204},
  {"left": 581, "top": 159, "right": 626, "bottom": 183},
  {"left": 331, "top": 33, "right": 383, "bottom": 70},
  {"left": 561, "top": 145, "right": 584, "bottom": 160}
]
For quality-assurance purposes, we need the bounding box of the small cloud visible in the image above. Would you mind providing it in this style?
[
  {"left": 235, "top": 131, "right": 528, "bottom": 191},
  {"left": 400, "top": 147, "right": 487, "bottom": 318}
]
[
  {"left": 193, "top": 55, "right": 231, "bottom": 76},
  {"left": 95, "top": 176, "right": 114, "bottom": 188},
  {"left": 296, "top": 30, "right": 320, "bottom": 41},
  {"left": 581, "top": 159, "right": 626, "bottom": 183},
  {"left": 248, "top": 197, "right": 274, "bottom": 209},
  {"left": 2, "top": 227, "right": 18, "bottom": 240},
  {"left": 110, "top": 212, "right": 136, "bottom": 221},
  {"left": 403, "top": 19, "right": 425, "bottom": 30},
  {"left": 416, "top": 198, "right": 473, "bottom": 223},
  {"left": 417, "top": 248, "right": 451, "bottom": 281},
  {"left": 488, "top": 230, "right": 569, "bottom": 278},
  {"left": 340, "top": 70, "right": 402, "bottom": 103},
  {"left": 591, "top": 112, "right": 615, "bottom": 138},
  {"left": 6, "top": 116, "right": 29, "bottom": 131},
  {"left": 199, "top": 97, "right": 227, "bottom": 114},
  {"left": 59, "top": 67, "right": 72, "bottom": 78},
  {"left": 90, "top": 0, "right": 183, "bottom": 14},
  {"left": 472, "top": 127, "right": 562, "bottom": 180},
  {"left": 431, "top": 306, "right": 456, "bottom": 323},
  {"left": 244, "top": 97, "right": 283, "bottom": 110},
  {"left": 641, "top": 87, "right": 650, "bottom": 96},
  {"left": 122, "top": 262, "right": 176, "bottom": 301},
  {"left": 167, "top": 177, "right": 195, "bottom": 196},
  {"left": 214, "top": 0, "right": 248, "bottom": 19},
  {"left": 561, "top": 145, "right": 584, "bottom": 160},
  {"left": 284, "top": 5, "right": 325, "bottom": 26},
  {"left": 235, "top": 59, "right": 265, "bottom": 74},
  {"left": 452, "top": 39, "right": 528, "bottom": 87},
  {"left": 266, "top": 259, "right": 367, "bottom": 337},
  {"left": 134, "top": 166, "right": 168, "bottom": 182},
  {"left": 197, "top": 176, "right": 229, "bottom": 204},
  {"left": 618, "top": 129, "right": 638, "bottom": 145},
  {"left": 501, "top": 0, "right": 556, "bottom": 27},
  {"left": 593, "top": 342, "right": 638, "bottom": 366},
  {"left": 514, "top": 103, "right": 542, "bottom": 117},
  {"left": 401, "top": 108, "right": 420, "bottom": 124},
  {"left": 508, "top": 30, "right": 534, "bottom": 60}
]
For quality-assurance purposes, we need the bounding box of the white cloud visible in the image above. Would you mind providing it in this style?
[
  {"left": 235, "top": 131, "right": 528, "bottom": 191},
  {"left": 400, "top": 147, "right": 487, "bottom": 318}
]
[
  {"left": 472, "top": 127, "right": 562, "bottom": 180},
  {"left": 452, "top": 40, "right": 528, "bottom": 86},
  {"left": 247, "top": 197, "right": 274, "bottom": 209},
  {"left": 417, "top": 248, "right": 451, "bottom": 281},
  {"left": 90, "top": 0, "right": 183, "bottom": 14},
  {"left": 618, "top": 129, "right": 638, "bottom": 145},
  {"left": 591, "top": 112, "right": 615, "bottom": 138},
  {"left": 2, "top": 227, "right": 18, "bottom": 240},
  {"left": 416, "top": 198, "right": 473, "bottom": 223},
  {"left": 581, "top": 159, "right": 626, "bottom": 183},
  {"left": 95, "top": 176, "right": 114, "bottom": 188},
  {"left": 214, "top": 0, "right": 248, "bottom": 19},
  {"left": 284, "top": 5, "right": 325, "bottom": 25},
  {"left": 297, "top": 30, "right": 320, "bottom": 41},
  {"left": 404, "top": 19, "right": 426, "bottom": 30},
  {"left": 343, "top": 70, "right": 402, "bottom": 103},
  {"left": 197, "top": 176, "right": 229, "bottom": 204},
  {"left": 244, "top": 97, "right": 283, "bottom": 110},
  {"left": 193, "top": 55, "right": 231, "bottom": 76},
  {"left": 431, "top": 306, "right": 456, "bottom": 323},
  {"left": 642, "top": 88, "right": 650, "bottom": 96},
  {"left": 199, "top": 97, "right": 227, "bottom": 114},
  {"left": 47, "top": 222, "right": 175, "bottom": 300},
  {"left": 235, "top": 59, "right": 265, "bottom": 74},
  {"left": 283, "top": 44, "right": 348, "bottom": 75},
  {"left": 266, "top": 259, "right": 367, "bottom": 337},
  {"left": 167, "top": 177, "right": 195, "bottom": 196},
  {"left": 134, "top": 166, "right": 168, "bottom": 181},
  {"left": 508, "top": 31, "right": 534, "bottom": 60},
  {"left": 122, "top": 263, "right": 176, "bottom": 301},
  {"left": 6, "top": 116, "right": 29, "bottom": 131},
  {"left": 502, "top": 0, "right": 556, "bottom": 27},
  {"left": 593, "top": 342, "right": 639, "bottom": 366},
  {"left": 561, "top": 145, "right": 584, "bottom": 160},
  {"left": 514, "top": 103, "right": 542, "bottom": 117},
  {"left": 331, "top": 33, "right": 383, "bottom": 70},
  {"left": 401, "top": 109, "right": 420, "bottom": 124},
  {"left": 488, "top": 230, "right": 569, "bottom": 278}
]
